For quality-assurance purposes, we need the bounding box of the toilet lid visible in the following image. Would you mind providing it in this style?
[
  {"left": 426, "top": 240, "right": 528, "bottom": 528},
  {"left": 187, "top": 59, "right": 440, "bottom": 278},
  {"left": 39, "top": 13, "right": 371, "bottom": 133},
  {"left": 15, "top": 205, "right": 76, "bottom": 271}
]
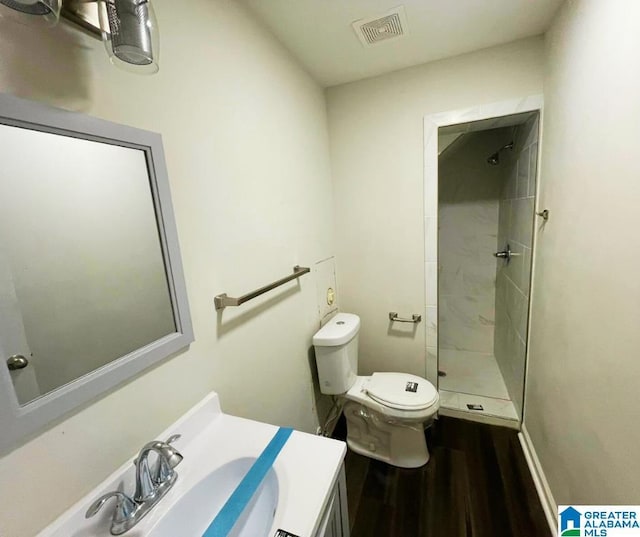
[{"left": 365, "top": 372, "right": 438, "bottom": 410}]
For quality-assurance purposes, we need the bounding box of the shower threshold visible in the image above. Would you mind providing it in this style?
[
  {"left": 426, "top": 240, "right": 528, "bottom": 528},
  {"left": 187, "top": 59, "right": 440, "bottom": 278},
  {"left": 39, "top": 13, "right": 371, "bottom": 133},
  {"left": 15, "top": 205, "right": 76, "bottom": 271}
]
[{"left": 437, "top": 350, "right": 519, "bottom": 426}]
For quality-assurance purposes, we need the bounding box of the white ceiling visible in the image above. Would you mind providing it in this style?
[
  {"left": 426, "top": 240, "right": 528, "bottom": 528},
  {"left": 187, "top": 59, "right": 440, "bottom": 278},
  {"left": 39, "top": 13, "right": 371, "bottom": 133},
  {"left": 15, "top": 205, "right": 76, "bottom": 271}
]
[{"left": 240, "top": 0, "right": 564, "bottom": 87}]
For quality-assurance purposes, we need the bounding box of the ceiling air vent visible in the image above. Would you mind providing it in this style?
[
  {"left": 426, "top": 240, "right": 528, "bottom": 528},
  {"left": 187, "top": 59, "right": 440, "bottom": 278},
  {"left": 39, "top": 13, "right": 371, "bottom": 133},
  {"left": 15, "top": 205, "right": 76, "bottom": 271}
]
[{"left": 352, "top": 6, "right": 408, "bottom": 47}]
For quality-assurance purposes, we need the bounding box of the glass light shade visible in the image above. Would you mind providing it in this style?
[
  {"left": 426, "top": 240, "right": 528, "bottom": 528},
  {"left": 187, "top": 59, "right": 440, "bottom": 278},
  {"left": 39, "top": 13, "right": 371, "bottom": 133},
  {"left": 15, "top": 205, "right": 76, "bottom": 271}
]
[
  {"left": 97, "top": 0, "right": 159, "bottom": 75},
  {"left": 0, "top": 0, "right": 60, "bottom": 26}
]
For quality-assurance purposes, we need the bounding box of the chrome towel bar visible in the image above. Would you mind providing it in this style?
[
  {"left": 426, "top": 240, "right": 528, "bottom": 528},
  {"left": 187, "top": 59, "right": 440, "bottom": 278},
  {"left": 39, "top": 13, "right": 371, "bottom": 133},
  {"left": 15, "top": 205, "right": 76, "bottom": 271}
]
[
  {"left": 215, "top": 265, "right": 310, "bottom": 311},
  {"left": 389, "top": 312, "right": 422, "bottom": 323}
]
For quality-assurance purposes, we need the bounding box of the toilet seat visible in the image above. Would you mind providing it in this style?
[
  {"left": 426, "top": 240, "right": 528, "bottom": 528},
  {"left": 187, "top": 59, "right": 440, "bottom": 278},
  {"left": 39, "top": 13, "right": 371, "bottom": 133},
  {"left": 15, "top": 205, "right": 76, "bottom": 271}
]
[
  {"left": 345, "top": 375, "right": 439, "bottom": 421},
  {"left": 365, "top": 372, "right": 438, "bottom": 411}
]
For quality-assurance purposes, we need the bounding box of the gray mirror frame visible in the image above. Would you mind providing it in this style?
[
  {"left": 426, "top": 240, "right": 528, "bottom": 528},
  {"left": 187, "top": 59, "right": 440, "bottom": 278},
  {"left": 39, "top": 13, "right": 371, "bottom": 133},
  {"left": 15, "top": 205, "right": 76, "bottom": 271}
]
[{"left": 0, "top": 93, "right": 194, "bottom": 454}]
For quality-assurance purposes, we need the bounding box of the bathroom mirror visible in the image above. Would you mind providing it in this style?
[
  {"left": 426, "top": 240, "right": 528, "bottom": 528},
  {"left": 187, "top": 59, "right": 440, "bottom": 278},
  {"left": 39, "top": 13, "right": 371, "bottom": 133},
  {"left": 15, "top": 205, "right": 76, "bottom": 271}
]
[{"left": 0, "top": 93, "right": 193, "bottom": 454}]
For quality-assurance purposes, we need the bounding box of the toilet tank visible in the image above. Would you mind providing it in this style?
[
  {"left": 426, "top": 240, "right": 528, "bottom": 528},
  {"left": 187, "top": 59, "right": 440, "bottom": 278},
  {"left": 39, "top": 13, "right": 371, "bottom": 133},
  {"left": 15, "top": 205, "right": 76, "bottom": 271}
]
[{"left": 312, "top": 313, "right": 360, "bottom": 395}]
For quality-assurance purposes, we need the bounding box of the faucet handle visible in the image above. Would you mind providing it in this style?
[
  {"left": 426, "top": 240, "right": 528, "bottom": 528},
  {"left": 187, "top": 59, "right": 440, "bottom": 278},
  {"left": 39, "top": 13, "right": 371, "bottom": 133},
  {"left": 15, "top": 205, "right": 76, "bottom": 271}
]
[
  {"left": 165, "top": 434, "right": 181, "bottom": 444},
  {"left": 152, "top": 436, "right": 183, "bottom": 484},
  {"left": 134, "top": 438, "right": 184, "bottom": 501},
  {"left": 85, "top": 491, "right": 137, "bottom": 524},
  {"left": 132, "top": 435, "right": 181, "bottom": 466},
  {"left": 154, "top": 454, "right": 176, "bottom": 485}
]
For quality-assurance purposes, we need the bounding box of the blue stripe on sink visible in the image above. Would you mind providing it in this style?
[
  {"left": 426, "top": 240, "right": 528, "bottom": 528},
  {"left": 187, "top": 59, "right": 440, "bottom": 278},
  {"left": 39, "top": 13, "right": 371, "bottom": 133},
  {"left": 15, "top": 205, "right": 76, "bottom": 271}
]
[{"left": 202, "top": 427, "right": 293, "bottom": 537}]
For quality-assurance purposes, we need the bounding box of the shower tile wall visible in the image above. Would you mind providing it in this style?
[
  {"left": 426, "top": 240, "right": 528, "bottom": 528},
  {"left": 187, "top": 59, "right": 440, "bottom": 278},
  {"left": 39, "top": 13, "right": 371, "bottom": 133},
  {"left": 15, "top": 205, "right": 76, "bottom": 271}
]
[
  {"left": 494, "top": 116, "right": 539, "bottom": 415},
  {"left": 438, "top": 129, "right": 513, "bottom": 357}
]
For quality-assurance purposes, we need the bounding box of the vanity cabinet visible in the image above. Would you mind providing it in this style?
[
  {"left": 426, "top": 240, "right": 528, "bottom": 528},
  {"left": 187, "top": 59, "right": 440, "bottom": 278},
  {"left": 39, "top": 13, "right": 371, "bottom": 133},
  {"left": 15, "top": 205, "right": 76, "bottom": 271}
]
[{"left": 314, "top": 463, "right": 350, "bottom": 537}]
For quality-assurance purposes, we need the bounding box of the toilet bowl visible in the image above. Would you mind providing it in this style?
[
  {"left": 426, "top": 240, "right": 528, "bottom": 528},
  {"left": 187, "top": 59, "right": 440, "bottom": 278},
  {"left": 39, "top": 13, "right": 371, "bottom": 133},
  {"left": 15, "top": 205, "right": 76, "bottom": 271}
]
[{"left": 313, "top": 313, "right": 439, "bottom": 468}]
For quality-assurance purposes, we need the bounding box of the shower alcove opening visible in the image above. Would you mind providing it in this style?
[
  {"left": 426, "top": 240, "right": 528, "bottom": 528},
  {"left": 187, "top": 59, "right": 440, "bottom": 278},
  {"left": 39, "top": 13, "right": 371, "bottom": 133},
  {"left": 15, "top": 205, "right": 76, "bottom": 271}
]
[{"left": 423, "top": 97, "right": 543, "bottom": 427}]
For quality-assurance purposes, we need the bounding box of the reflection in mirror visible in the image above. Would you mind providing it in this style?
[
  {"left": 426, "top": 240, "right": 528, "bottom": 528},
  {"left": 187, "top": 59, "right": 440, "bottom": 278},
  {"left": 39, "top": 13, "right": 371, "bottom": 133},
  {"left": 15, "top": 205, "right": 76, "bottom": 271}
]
[{"left": 0, "top": 124, "right": 176, "bottom": 405}]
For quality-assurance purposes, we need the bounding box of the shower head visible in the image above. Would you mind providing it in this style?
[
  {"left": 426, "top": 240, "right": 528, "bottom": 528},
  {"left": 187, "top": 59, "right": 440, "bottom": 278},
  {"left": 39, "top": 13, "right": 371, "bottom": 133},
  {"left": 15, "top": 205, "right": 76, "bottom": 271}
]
[{"left": 487, "top": 141, "right": 514, "bottom": 165}]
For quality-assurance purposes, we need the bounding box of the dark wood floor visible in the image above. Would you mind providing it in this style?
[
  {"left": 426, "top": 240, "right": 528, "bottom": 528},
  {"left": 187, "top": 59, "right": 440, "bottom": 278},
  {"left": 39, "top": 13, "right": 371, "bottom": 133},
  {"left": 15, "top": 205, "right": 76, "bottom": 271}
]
[{"left": 332, "top": 415, "right": 549, "bottom": 537}]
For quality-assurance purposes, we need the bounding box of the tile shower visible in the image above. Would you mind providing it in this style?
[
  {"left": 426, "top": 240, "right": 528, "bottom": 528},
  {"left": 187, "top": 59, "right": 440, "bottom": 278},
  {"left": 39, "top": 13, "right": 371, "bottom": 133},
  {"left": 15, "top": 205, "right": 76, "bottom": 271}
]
[{"left": 432, "top": 113, "right": 539, "bottom": 423}]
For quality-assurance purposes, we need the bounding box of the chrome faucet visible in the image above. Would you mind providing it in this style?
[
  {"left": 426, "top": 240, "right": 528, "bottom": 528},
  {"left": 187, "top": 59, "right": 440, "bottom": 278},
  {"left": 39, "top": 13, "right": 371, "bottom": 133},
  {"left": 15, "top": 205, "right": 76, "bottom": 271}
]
[{"left": 85, "top": 435, "right": 183, "bottom": 535}]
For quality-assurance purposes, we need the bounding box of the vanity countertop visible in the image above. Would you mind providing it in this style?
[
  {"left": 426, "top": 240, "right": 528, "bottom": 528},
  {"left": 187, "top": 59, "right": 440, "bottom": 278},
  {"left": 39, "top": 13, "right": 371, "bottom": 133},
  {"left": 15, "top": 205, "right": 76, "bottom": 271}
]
[{"left": 38, "top": 393, "right": 346, "bottom": 537}]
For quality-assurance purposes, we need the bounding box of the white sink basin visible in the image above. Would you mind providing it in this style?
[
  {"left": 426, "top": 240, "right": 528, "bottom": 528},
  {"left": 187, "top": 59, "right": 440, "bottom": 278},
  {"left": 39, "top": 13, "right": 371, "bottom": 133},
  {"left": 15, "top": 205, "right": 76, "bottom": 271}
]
[
  {"left": 147, "top": 458, "right": 278, "bottom": 537},
  {"left": 38, "top": 393, "right": 346, "bottom": 537}
]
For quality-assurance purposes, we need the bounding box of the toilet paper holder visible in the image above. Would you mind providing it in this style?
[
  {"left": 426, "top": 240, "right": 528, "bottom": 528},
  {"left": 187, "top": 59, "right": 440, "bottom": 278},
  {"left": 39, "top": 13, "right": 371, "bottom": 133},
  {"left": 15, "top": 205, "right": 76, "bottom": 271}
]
[{"left": 389, "top": 312, "right": 422, "bottom": 323}]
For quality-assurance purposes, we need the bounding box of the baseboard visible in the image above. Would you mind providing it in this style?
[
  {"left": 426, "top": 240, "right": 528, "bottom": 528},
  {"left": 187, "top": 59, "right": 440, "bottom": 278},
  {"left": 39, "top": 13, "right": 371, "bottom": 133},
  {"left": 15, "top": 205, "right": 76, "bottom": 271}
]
[{"left": 519, "top": 424, "right": 557, "bottom": 536}]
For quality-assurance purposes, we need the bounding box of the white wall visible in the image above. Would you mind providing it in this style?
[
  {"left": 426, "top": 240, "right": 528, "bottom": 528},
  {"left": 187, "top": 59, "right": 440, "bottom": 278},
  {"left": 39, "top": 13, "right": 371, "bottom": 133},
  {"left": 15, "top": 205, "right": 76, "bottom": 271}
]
[
  {"left": 0, "top": 1, "right": 334, "bottom": 535},
  {"left": 525, "top": 0, "right": 640, "bottom": 504},
  {"left": 327, "top": 37, "right": 545, "bottom": 383}
]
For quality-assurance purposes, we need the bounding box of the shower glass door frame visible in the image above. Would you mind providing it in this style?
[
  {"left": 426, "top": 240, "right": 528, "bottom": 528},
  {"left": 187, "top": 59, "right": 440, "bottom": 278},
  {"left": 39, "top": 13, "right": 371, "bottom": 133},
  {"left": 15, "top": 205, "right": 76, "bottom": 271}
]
[{"left": 422, "top": 95, "right": 543, "bottom": 425}]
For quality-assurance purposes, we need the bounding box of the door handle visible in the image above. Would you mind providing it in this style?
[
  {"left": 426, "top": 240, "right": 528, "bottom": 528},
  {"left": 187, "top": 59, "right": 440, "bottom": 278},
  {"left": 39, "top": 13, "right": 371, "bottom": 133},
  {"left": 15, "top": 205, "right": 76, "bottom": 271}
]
[{"left": 6, "top": 355, "right": 29, "bottom": 370}]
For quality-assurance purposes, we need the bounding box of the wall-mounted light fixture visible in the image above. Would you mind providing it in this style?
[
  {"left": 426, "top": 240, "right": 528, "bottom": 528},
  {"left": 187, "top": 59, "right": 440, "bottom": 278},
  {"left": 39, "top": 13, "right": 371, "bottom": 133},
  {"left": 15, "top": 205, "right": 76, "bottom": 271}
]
[
  {"left": 0, "top": 0, "right": 159, "bottom": 75},
  {"left": 0, "top": 0, "right": 61, "bottom": 25},
  {"left": 97, "top": 0, "right": 159, "bottom": 74}
]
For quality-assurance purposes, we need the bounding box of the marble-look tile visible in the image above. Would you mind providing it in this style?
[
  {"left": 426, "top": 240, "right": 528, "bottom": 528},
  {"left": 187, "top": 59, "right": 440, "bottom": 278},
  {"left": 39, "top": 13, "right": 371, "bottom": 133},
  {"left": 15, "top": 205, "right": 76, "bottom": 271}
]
[
  {"left": 438, "top": 406, "right": 520, "bottom": 428},
  {"left": 424, "top": 216, "right": 437, "bottom": 262},
  {"left": 495, "top": 270, "right": 508, "bottom": 310},
  {"left": 516, "top": 146, "right": 530, "bottom": 199},
  {"left": 505, "top": 278, "right": 528, "bottom": 341},
  {"left": 439, "top": 200, "right": 499, "bottom": 228},
  {"left": 502, "top": 329, "right": 526, "bottom": 416},
  {"left": 456, "top": 392, "right": 519, "bottom": 421},
  {"left": 522, "top": 115, "right": 539, "bottom": 149},
  {"left": 521, "top": 246, "right": 532, "bottom": 296},
  {"left": 510, "top": 336, "right": 527, "bottom": 415},
  {"left": 505, "top": 160, "right": 518, "bottom": 199},
  {"left": 498, "top": 241, "right": 525, "bottom": 291},
  {"left": 424, "top": 118, "right": 438, "bottom": 218},
  {"left": 426, "top": 346, "right": 438, "bottom": 385},
  {"left": 427, "top": 95, "right": 543, "bottom": 131},
  {"left": 528, "top": 142, "right": 538, "bottom": 198},
  {"left": 439, "top": 262, "right": 497, "bottom": 298},
  {"left": 425, "top": 192, "right": 437, "bottom": 219},
  {"left": 438, "top": 132, "right": 464, "bottom": 153},
  {"left": 494, "top": 256, "right": 529, "bottom": 415},
  {"left": 511, "top": 197, "right": 534, "bottom": 246},
  {"left": 439, "top": 202, "right": 500, "bottom": 263},
  {"left": 497, "top": 199, "right": 511, "bottom": 249},
  {"left": 425, "top": 262, "right": 438, "bottom": 307},
  {"left": 439, "top": 238, "right": 500, "bottom": 271},
  {"left": 494, "top": 306, "right": 510, "bottom": 368},
  {"left": 438, "top": 350, "right": 510, "bottom": 399},
  {"left": 438, "top": 389, "right": 459, "bottom": 410},
  {"left": 439, "top": 152, "right": 504, "bottom": 202},
  {"left": 495, "top": 315, "right": 527, "bottom": 418},
  {"left": 439, "top": 296, "right": 495, "bottom": 353},
  {"left": 425, "top": 306, "right": 438, "bottom": 348}
]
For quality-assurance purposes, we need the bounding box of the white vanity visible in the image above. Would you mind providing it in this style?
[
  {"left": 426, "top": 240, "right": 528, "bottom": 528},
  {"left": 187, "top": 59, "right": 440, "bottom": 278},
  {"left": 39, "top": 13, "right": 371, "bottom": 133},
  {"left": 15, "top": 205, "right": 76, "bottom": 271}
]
[{"left": 38, "top": 392, "right": 349, "bottom": 537}]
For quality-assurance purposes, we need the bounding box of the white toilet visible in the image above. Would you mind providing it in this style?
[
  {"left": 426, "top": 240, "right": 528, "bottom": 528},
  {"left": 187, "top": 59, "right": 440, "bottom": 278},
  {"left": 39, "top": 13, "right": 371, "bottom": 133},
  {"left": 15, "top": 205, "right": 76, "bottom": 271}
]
[{"left": 313, "top": 312, "right": 439, "bottom": 468}]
